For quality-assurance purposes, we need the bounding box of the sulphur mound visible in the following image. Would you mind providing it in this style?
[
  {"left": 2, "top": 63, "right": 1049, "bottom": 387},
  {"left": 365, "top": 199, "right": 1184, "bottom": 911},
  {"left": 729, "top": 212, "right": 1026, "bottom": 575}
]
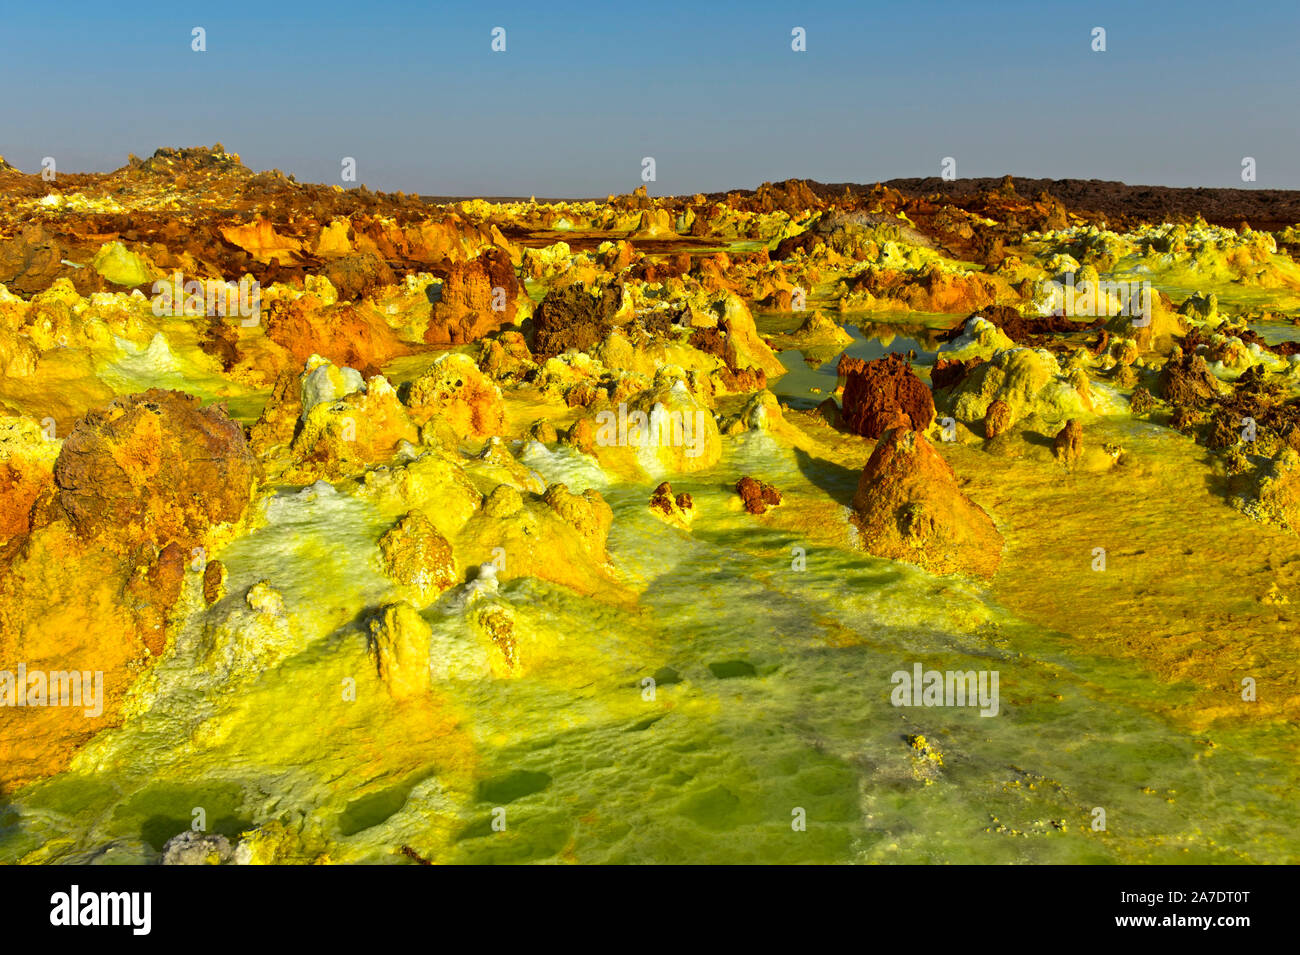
[
  {"left": 944, "top": 347, "right": 1092, "bottom": 431},
  {"left": 288, "top": 373, "right": 417, "bottom": 481},
  {"left": 784, "top": 309, "right": 854, "bottom": 348},
  {"left": 937, "top": 315, "right": 1016, "bottom": 360},
  {"left": 0, "top": 390, "right": 259, "bottom": 790},
  {"left": 405, "top": 352, "right": 506, "bottom": 441},
  {"left": 586, "top": 377, "right": 723, "bottom": 476},
  {"left": 378, "top": 511, "right": 458, "bottom": 605},
  {"left": 91, "top": 241, "right": 158, "bottom": 287}
]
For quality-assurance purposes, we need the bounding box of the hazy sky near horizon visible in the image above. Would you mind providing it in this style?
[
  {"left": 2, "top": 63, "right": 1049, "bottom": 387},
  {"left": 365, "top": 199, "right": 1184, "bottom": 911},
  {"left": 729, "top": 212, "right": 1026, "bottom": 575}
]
[{"left": 3, "top": 0, "right": 1297, "bottom": 195}]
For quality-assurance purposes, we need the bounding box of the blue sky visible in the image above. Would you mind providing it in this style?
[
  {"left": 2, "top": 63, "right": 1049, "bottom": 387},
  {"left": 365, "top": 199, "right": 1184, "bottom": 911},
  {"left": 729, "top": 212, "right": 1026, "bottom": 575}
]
[{"left": 3, "top": 0, "right": 1297, "bottom": 195}]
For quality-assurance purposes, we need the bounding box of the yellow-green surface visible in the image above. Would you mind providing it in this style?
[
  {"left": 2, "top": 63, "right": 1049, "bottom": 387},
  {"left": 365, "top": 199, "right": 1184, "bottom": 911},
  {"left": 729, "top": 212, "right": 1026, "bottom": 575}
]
[{"left": 3, "top": 388, "right": 1297, "bottom": 864}]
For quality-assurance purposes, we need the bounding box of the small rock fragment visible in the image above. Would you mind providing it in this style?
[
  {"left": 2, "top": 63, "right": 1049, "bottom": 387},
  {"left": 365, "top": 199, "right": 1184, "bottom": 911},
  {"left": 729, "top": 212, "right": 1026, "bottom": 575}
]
[
  {"left": 736, "top": 476, "right": 782, "bottom": 515},
  {"left": 1053, "top": 419, "right": 1083, "bottom": 464},
  {"left": 202, "top": 559, "right": 227, "bottom": 605},
  {"left": 983, "top": 399, "right": 1011, "bottom": 439},
  {"left": 649, "top": 481, "right": 695, "bottom": 528}
]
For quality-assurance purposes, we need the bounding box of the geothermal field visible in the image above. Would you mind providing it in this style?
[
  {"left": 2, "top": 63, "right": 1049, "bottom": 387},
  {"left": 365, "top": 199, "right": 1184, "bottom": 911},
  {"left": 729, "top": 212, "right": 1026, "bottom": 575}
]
[{"left": 0, "top": 147, "right": 1298, "bottom": 867}]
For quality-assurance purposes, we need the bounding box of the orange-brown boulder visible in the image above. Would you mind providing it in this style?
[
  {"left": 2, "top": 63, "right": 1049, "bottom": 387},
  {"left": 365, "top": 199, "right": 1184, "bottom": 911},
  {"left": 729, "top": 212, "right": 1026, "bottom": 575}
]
[
  {"left": 53, "top": 389, "right": 258, "bottom": 556},
  {"left": 321, "top": 251, "right": 396, "bottom": 301},
  {"left": 531, "top": 281, "right": 625, "bottom": 359},
  {"left": 249, "top": 368, "right": 305, "bottom": 454},
  {"left": 219, "top": 217, "right": 303, "bottom": 265},
  {"left": 838, "top": 353, "right": 935, "bottom": 439},
  {"left": 930, "top": 356, "right": 984, "bottom": 392}
]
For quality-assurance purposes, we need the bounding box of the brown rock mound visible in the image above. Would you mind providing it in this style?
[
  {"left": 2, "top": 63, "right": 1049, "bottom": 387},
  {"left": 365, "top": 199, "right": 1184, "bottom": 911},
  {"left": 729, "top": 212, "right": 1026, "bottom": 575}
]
[
  {"left": 1157, "top": 345, "right": 1222, "bottom": 407},
  {"left": 531, "top": 281, "right": 625, "bottom": 359},
  {"left": 425, "top": 247, "right": 521, "bottom": 345},
  {"left": 733, "top": 179, "right": 824, "bottom": 216},
  {"left": 1129, "top": 387, "right": 1155, "bottom": 415},
  {"left": 850, "top": 428, "right": 1002, "bottom": 578},
  {"left": 202, "top": 559, "right": 227, "bottom": 605},
  {"left": 945, "top": 303, "right": 1103, "bottom": 345},
  {"left": 0, "top": 456, "right": 51, "bottom": 542},
  {"left": 649, "top": 481, "right": 695, "bottom": 527},
  {"left": 198, "top": 315, "right": 241, "bottom": 371},
  {"left": 687, "top": 325, "right": 770, "bottom": 391},
  {"left": 772, "top": 231, "right": 822, "bottom": 260},
  {"left": 838, "top": 353, "right": 935, "bottom": 438},
  {"left": 321, "top": 251, "right": 396, "bottom": 301},
  {"left": 249, "top": 369, "right": 305, "bottom": 453},
  {"left": 0, "top": 223, "right": 76, "bottom": 295}
]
